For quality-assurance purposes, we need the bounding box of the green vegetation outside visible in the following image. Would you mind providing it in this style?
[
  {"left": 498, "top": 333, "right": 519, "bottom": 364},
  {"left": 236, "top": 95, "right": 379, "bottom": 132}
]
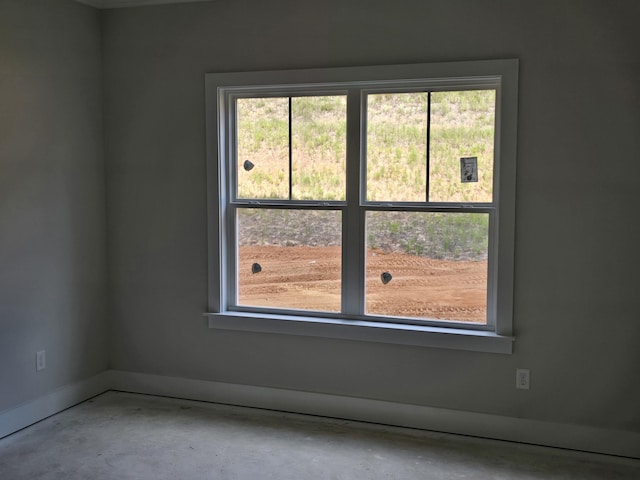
[{"left": 235, "top": 90, "right": 495, "bottom": 261}]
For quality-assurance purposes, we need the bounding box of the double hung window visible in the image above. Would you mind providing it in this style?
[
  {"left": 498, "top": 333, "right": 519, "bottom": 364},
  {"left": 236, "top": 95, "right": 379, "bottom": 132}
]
[{"left": 206, "top": 60, "right": 517, "bottom": 353}]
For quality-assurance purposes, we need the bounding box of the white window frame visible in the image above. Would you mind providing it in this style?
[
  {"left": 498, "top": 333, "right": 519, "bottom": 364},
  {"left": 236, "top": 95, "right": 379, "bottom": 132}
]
[{"left": 205, "top": 60, "right": 518, "bottom": 354}]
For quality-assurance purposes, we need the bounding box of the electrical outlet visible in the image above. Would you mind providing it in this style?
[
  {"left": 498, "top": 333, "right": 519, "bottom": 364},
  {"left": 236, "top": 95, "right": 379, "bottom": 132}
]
[
  {"left": 516, "top": 368, "right": 530, "bottom": 390},
  {"left": 36, "top": 350, "right": 46, "bottom": 371}
]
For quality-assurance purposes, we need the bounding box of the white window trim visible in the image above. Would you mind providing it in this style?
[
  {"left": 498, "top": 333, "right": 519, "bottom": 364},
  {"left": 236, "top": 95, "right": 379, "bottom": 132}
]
[{"left": 204, "top": 60, "right": 518, "bottom": 354}]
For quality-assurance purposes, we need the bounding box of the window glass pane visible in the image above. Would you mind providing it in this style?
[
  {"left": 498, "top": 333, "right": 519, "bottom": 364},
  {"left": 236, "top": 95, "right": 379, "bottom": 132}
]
[
  {"left": 366, "top": 93, "right": 428, "bottom": 202},
  {"left": 237, "top": 208, "right": 342, "bottom": 312},
  {"left": 237, "top": 97, "right": 289, "bottom": 199},
  {"left": 291, "top": 96, "right": 346, "bottom": 200},
  {"left": 365, "top": 211, "right": 488, "bottom": 323},
  {"left": 430, "top": 90, "right": 495, "bottom": 203}
]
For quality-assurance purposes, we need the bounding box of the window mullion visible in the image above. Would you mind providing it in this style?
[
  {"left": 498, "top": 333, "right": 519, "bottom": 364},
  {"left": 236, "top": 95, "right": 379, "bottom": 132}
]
[
  {"left": 426, "top": 91, "right": 431, "bottom": 203},
  {"left": 288, "top": 96, "right": 293, "bottom": 201},
  {"left": 342, "top": 89, "right": 364, "bottom": 316}
]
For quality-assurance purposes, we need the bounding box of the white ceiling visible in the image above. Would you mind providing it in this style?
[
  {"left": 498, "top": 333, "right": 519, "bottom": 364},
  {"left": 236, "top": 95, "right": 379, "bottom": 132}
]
[{"left": 75, "top": 0, "right": 213, "bottom": 8}]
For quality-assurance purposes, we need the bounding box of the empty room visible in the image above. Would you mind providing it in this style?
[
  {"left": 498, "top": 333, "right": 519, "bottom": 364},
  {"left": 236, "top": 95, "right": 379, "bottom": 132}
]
[{"left": 1, "top": 0, "right": 639, "bottom": 478}]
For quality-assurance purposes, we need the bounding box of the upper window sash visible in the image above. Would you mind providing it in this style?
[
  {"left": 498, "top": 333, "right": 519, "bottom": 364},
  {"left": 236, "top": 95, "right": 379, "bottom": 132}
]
[{"left": 223, "top": 81, "right": 500, "bottom": 207}]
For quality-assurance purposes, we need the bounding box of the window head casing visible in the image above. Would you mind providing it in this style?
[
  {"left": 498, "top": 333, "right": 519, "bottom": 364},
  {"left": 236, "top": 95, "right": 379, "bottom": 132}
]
[{"left": 206, "top": 60, "right": 517, "bottom": 354}]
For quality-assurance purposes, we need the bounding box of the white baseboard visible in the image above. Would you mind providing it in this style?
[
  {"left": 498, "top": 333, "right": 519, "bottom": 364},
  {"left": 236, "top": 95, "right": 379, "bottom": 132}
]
[
  {"left": 0, "top": 371, "right": 111, "bottom": 439},
  {"left": 75, "top": 0, "right": 214, "bottom": 9},
  {"left": 2, "top": 370, "right": 637, "bottom": 459},
  {"left": 110, "top": 370, "right": 640, "bottom": 459}
]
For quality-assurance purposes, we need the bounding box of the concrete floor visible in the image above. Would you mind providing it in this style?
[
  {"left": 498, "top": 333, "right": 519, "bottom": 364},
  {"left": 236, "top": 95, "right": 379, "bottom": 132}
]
[{"left": 0, "top": 392, "right": 638, "bottom": 479}]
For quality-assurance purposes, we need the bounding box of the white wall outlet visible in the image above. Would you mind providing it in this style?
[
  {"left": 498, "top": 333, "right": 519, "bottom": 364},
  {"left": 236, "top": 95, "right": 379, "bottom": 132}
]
[
  {"left": 36, "top": 350, "right": 46, "bottom": 371},
  {"left": 516, "top": 368, "right": 530, "bottom": 390}
]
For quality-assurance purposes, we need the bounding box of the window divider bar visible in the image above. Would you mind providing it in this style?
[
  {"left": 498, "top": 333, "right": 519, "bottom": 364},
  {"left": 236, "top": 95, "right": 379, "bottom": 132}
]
[
  {"left": 342, "top": 89, "right": 364, "bottom": 316},
  {"left": 426, "top": 91, "right": 431, "bottom": 203},
  {"left": 288, "top": 97, "right": 293, "bottom": 201}
]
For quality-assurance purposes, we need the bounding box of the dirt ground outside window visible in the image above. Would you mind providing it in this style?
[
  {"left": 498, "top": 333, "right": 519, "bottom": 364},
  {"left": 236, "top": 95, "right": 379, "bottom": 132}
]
[{"left": 238, "top": 246, "right": 487, "bottom": 323}]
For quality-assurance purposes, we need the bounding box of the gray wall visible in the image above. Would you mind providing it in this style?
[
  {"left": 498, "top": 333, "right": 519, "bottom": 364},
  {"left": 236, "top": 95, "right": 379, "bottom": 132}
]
[
  {"left": 0, "top": 0, "right": 107, "bottom": 411},
  {"left": 102, "top": 0, "right": 640, "bottom": 434}
]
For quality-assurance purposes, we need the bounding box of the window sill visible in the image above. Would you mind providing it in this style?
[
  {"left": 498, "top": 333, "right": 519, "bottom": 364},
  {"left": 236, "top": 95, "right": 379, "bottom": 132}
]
[{"left": 204, "top": 312, "right": 513, "bottom": 354}]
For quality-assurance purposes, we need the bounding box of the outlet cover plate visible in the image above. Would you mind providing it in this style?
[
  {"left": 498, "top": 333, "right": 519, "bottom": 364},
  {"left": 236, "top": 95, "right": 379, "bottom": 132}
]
[
  {"left": 516, "top": 368, "right": 530, "bottom": 389},
  {"left": 36, "top": 350, "right": 46, "bottom": 371}
]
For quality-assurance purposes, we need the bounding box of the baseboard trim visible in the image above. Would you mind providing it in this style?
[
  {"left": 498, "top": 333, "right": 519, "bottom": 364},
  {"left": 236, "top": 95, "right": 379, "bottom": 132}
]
[
  {"left": 2, "top": 370, "right": 637, "bottom": 459},
  {"left": 75, "top": 0, "right": 215, "bottom": 9},
  {"left": 0, "top": 371, "right": 112, "bottom": 439},
  {"left": 110, "top": 370, "right": 640, "bottom": 459}
]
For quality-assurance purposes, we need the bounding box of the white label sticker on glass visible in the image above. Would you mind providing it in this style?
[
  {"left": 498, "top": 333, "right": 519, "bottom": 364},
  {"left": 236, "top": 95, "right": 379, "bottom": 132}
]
[{"left": 460, "top": 157, "right": 478, "bottom": 183}]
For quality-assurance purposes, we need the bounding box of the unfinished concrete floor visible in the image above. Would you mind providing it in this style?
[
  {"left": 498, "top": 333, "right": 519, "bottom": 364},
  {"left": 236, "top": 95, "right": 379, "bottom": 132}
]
[{"left": 0, "top": 391, "right": 638, "bottom": 479}]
